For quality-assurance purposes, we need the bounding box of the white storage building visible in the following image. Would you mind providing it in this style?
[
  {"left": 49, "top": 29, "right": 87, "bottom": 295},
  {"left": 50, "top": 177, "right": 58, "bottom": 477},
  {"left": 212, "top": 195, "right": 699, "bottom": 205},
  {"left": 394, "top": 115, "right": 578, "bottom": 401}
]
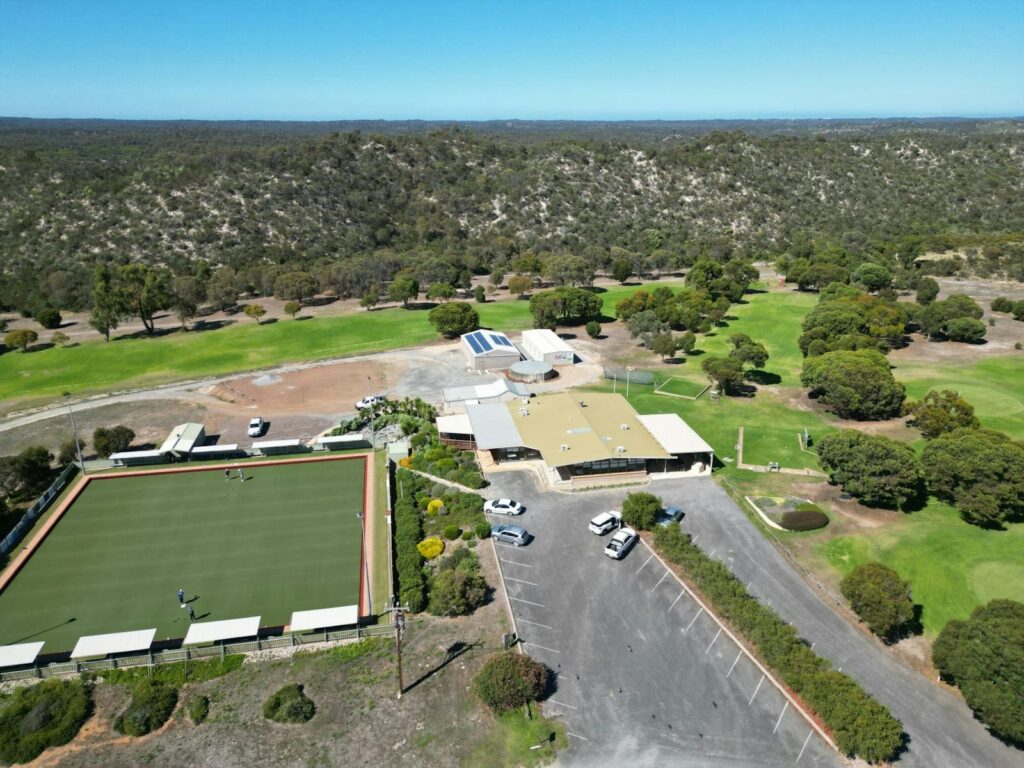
[
  {"left": 520, "top": 329, "right": 576, "bottom": 365},
  {"left": 460, "top": 330, "right": 521, "bottom": 371}
]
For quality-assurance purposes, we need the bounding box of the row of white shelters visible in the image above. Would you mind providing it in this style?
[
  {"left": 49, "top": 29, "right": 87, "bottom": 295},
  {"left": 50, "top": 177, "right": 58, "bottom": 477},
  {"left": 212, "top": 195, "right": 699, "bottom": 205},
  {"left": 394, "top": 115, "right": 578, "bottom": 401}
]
[
  {"left": 289, "top": 605, "right": 359, "bottom": 632},
  {"left": 460, "top": 330, "right": 521, "bottom": 371},
  {"left": 316, "top": 434, "right": 371, "bottom": 451},
  {"left": 520, "top": 328, "right": 576, "bottom": 365},
  {"left": 109, "top": 449, "right": 168, "bottom": 467},
  {"left": 183, "top": 616, "right": 261, "bottom": 645},
  {"left": 251, "top": 438, "right": 305, "bottom": 456},
  {"left": 71, "top": 628, "right": 157, "bottom": 660},
  {"left": 189, "top": 443, "right": 244, "bottom": 459},
  {"left": 441, "top": 378, "right": 530, "bottom": 410}
]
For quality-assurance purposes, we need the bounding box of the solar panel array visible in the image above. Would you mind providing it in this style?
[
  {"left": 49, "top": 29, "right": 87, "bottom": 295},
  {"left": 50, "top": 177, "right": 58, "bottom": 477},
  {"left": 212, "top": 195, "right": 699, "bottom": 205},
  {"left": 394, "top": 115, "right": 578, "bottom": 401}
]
[{"left": 464, "top": 330, "right": 514, "bottom": 356}]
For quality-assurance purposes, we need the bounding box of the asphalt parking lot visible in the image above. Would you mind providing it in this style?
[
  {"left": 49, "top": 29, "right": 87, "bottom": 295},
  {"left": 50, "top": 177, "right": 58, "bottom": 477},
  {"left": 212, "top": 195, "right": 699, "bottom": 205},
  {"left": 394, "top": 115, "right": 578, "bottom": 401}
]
[{"left": 484, "top": 472, "right": 838, "bottom": 768}]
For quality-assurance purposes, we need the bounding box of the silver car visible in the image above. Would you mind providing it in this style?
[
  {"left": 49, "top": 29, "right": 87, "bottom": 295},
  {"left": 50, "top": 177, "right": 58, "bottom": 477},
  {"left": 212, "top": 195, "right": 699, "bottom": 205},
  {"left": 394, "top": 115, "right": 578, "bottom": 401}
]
[{"left": 491, "top": 524, "right": 530, "bottom": 546}]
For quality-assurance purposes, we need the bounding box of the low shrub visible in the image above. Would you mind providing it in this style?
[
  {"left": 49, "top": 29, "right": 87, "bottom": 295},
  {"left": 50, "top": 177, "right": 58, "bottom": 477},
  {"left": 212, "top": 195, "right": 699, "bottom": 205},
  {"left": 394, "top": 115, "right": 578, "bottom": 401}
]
[
  {"left": 621, "top": 491, "right": 662, "bottom": 530},
  {"left": 187, "top": 695, "right": 210, "bottom": 725},
  {"left": 653, "top": 524, "right": 904, "bottom": 763},
  {"left": 475, "top": 521, "right": 492, "bottom": 539},
  {"left": 417, "top": 536, "right": 445, "bottom": 560},
  {"left": 473, "top": 653, "right": 550, "bottom": 712},
  {"left": 461, "top": 529, "right": 475, "bottom": 541},
  {"left": 426, "top": 498, "right": 444, "bottom": 515},
  {"left": 428, "top": 549, "right": 488, "bottom": 616},
  {"left": 841, "top": 563, "right": 914, "bottom": 640},
  {"left": 100, "top": 655, "right": 243, "bottom": 686},
  {"left": 443, "top": 524, "right": 461, "bottom": 540},
  {"left": 991, "top": 296, "right": 1014, "bottom": 313},
  {"left": 262, "top": 684, "right": 316, "bottom": 724},
  {"left": 0, "top": 679, "right": 92, "bottom": 764},
  {"left": 114, "top": 680, "right": 178, "bottom": 737},
  {"left": 779, "top": 504, "right": 829, "bottom": 531}
]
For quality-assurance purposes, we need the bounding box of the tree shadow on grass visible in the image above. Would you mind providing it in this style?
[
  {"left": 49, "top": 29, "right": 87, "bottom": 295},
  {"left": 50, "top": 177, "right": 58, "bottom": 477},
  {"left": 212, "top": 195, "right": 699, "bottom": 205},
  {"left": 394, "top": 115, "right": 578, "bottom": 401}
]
[{"left": 745, "top": 370, "right": 782, "bottom": 386}]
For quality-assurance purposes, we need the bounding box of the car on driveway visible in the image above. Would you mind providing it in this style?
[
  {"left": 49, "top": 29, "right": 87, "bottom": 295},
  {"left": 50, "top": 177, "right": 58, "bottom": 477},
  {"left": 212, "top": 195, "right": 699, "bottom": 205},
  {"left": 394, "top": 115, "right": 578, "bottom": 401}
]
[
  {"left": 247, "top": 417, "right": 266, "bottom": 437},
  {"left": 604, "top": 527, "right": 638, "bottom": 559},
  {"left": 356, "top": 393, "right": 387, "bottom": 410},
  {"left": 588, "top": 510, "right": 621, "bottom": 534},
  {"left": 491, "top": 524, "right": 531, "bottom": 547},
  {"left": 656, "top": 506, "right": 684, "bottom": 527},
  {"left": 484, "top": 498, "right": 525, "bottom": 516}
]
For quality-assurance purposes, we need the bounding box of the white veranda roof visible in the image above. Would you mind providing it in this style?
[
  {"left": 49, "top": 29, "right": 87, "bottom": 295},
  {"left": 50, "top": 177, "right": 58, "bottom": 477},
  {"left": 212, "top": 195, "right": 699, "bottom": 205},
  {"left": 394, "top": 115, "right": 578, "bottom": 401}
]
[
  {"left": 289, "top": 605, "right": 359, "bottom": 632},
  {"left": 71, "top": 628, "right": 157, "bottom": 659},
  {"left": 0, "top": 641, "right": 45, "bottom": 667},
  {"left": 637, "top": 413, "right": 714, "bottom": 455},
  {"left": 442, "top": 378, "right": 530, "bottom": 405},
  {"left": 183, "top": 616, "right": 261, "bottom": 645},
  {"left": 436, "top": 413, "right": 473, "bottom": 435}
]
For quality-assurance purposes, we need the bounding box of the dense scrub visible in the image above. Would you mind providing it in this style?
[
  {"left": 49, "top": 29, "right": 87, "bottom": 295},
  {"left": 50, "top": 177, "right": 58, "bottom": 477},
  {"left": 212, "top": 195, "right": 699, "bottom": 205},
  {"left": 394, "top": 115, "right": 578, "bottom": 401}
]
[
  {"left": 262, "top": 684, "right": 316, "bottom": 724},
  {"left": 113, "top": 680, "right": 179, "bottom": 736},
  {"left": 0, "top": 679, "right": 91, "bottom": 764}
]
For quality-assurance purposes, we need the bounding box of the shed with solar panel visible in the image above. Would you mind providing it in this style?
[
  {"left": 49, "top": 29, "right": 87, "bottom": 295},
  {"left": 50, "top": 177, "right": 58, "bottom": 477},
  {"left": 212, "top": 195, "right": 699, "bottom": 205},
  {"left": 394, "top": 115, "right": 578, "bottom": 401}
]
[{"left": 460, "top": 329, "right": 522, "bottom": 371}]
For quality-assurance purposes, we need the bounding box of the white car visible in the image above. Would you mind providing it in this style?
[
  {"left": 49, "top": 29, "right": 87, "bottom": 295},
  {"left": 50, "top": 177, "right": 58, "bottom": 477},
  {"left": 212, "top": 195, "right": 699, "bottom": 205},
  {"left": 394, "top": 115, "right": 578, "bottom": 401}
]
[
  {"left": 356, "top": 393, "right": 387, "bottom": 410},
  {"left": 247, "top": 417, "right": 265, "bottom": 437},
  {"left": 484, "top": 498, "right": 525, "bottom": 516},
  {"left": 604, "top": 527, "right": 638, "bottom": 559},
  {"left": 588, "top": 510, "right": 621, "bottom": 535}
]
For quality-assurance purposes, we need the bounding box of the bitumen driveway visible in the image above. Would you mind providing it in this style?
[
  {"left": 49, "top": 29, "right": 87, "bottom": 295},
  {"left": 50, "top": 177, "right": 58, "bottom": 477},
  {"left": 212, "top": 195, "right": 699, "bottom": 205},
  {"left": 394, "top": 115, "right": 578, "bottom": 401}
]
[
  {"left": 484, "top": 472, "right": 838, "bottom": 768},
  {"left": 484, "top": 472, "right": 1024, "bottom": 768}
]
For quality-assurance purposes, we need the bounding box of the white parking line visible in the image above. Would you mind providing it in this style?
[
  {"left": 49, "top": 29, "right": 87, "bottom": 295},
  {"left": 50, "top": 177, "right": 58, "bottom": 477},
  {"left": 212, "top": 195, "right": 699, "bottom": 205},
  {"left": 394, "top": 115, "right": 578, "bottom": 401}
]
[
  {"left": 748, "top": 674, "right": 765, "bottom": 706},
  {"left": 547, "top": 698, "right": 578, "bottom": 709},
  {"left": 682, "top": 606, "right": 704, "bottom": 634},
  {"left": 704, "top": 627, "right": 722, "bottom": 655},
  {"left": 651, "top": 571, "right": 669, "bottom": 591},
  {"left": 726, "top": 650, "right": 742, "bottom": 678},
  {"left": 668, "top": 591, "right": 685, "bottom": 611},
  {"left": 504, "top": 576, "right": 539, "bottom": 586},
  {"left": 566, "top": 732, "right": 589, "bottom": 741},
  {"left": 772, "top": 701, "right": 790, "bottom": 734},
  {"left": 635, "top": 553, "right": 655, "bottom": 575},
  {"left": 499, "top": 559, "right": 532, "bottom": 568},
  {"left": 509, "top": 596, "right": 546, "bottom": 608},
  {"left": 516, "top": 618, "right": 553, "bottom": 630},
  {"left": 795, "top": 730, "right": 814, "bottom": 763},
  {"left": 521, "top": 641, "right": 561, "bottom": 654}
]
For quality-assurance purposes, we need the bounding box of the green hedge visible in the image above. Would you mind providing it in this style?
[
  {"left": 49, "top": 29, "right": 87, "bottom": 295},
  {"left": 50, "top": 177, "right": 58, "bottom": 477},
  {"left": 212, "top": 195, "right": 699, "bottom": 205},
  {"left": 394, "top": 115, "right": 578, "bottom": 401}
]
[
  {"left": 114, "top": 680, "right": 178, "bottom": 737},
  {"left": 0, "top": 679, "right": 92, "bottom": 764},
  {"left": 394, "top": 469, "right": 427, "bottom": 612},
  {"left": 262, "top": 684, "right": 316, "bottom": 724},
  {"left": 100, "top": 654, "right": 243, "bottom": 686},
  {"left": 654, "top": 524, "right": 904, "bottom": 763}
]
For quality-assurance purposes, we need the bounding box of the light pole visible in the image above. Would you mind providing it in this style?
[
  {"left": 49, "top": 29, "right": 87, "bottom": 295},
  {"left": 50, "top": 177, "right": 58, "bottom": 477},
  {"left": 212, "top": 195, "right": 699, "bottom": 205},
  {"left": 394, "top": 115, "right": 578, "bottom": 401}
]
[
  {"left": 62, "top": 392, "right": 85, "bottom": 474},
  {"left": 357, "top": 510, "right": 372, "bottom": 617}
]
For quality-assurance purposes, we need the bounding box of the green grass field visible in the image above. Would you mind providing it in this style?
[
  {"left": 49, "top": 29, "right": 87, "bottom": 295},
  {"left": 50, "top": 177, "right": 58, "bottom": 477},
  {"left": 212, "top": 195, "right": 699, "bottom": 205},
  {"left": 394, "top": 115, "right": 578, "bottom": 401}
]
[
  {"left": 654, "top": 377, "right": 707, "bottom": 398},
  {"left": 0, "top": 281, "right": 681, "bottom": 409},
  {"left": 0, "top": 458, "right": 366, "bottom": 654}
]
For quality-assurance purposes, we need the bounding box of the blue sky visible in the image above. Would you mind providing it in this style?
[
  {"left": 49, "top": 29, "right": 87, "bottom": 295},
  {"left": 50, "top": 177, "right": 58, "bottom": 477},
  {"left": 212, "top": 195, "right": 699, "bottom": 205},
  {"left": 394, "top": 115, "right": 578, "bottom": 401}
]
[{"left": 1, "top": 0, "right": 1021, "bottom": 120}]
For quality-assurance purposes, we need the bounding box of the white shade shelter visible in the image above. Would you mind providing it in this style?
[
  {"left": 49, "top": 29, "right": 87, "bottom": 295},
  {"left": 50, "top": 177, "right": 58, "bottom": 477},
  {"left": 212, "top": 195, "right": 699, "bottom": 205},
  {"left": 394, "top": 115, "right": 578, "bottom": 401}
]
[
  {"left": 289, "top": 605, "right": 359, "bottom": 632},
  {"left": 71, "top": 628, "right": 156, "bottom": 659},
  {"left": 0, "top": 641, "right": 45, "bottom": 668},
  {"left": 183, "top": 616, "right": 261, "bottom": 645}
]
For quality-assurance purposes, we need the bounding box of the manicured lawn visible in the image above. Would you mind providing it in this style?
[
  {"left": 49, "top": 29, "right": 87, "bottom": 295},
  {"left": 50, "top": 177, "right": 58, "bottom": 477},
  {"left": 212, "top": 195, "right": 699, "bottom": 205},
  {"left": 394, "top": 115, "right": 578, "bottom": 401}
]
[
  {"left": 0, "top": 458, "right": 366, "bottom": 654},
  {"left": 654, "top": 377, "right": 707, "bottom": 398},
  {"left": 822, "top": 500, "right": 1024, "bottom": 636},
  {"left": 0, "top": 281, "right": 683, "bottom": 409},
  {"left": 742, "top": 424, "right": 829, "bottom": 469}
]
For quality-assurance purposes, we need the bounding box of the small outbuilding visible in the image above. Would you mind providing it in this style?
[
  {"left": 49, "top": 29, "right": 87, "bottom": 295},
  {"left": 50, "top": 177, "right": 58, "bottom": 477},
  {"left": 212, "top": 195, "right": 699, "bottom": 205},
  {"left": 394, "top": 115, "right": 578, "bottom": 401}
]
[
  {"left": 460, "top": 330, "right": 521, "bottom": 371},
  {"left": 160, "top": 423, "right": 207, "bottom": 458},
  {"left": 520, "top": 329, "right": 576, "bottom": 365}
]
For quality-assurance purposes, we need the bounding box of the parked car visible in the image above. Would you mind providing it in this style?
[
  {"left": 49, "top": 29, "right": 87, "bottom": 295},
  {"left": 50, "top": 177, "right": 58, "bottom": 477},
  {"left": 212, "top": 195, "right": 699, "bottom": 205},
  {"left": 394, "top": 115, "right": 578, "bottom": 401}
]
[
  {"left": 604, "top": 527, "right": 638, "bottom": 559},
  {"left": 588, "top": 510, "right": 621, "bottom": 535},
  {"left": 484, "top": 499, "right": 525, "bottom": 516},
  {"left": 247, "top": 417, "right": 266, "bottom": 437},
  {"left": 491, "top": 524, "right": 531, "bottom": 547},
  {"left": 656, "top": 506, "right": 684, "bottom": 527},
  {"left": 356, "top": 393, "right": 387, "bottom": 410}
]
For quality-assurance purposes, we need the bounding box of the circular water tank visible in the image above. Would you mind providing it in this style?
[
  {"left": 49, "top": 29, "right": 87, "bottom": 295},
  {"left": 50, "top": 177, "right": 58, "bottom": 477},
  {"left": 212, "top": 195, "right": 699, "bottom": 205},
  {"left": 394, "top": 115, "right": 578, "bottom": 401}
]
[{"left": 508, "top": 360, "right": 556, "bottom": 383}]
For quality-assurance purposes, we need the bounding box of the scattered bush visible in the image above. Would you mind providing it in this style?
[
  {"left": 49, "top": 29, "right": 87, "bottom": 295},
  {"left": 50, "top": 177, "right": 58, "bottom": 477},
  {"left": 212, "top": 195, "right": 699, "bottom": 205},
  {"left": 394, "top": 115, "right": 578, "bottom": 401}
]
[
  {"left": 35, "top": 307, "right": 62, "bottom": 329},
  {"left": 92, "top": 425, "right": 136, "bottom": 459},
  {"left": 933, "top": 599, "right": 1024, "bottom": 745},
  {"left": 473, "top": 653, "right": 550, "bottom": 712},
  {"left": 779, "top": 504, "right": 829, "bottom": 531},
  {"left": 428, "top": 549, "right": 488, "bottom": 616},
  {"left": 417, "top": 537, "right": 445, "bottom": 560},
  {"left": 841, "top": 563, "right": 914, "bottom": 640},
  {"left": 621, "top": 491, "right": 662, "bottom": 530},
  {"left": 262, "top": 684, "right": 316, "bottom": 724},
  {"left": 944, "top": 316, "right": 986, "bottom": 343},
  {"left": 187, "top": 695, "right": 210, "bottom": 725},
  {"left": 585, "top": 320, "right": 601, "bottom": 338},
  {"left": 114, "top": 680, "right": 178, "bottom": 736},
  {"left": 443, "top": 524, "right": 461, "bottom": 540},
  {"left": 991, "top": 296, "right": 1014, "bottom": 313},
  {"left": 0, "top": 679, "right": 92, "bottom": 764},
  {"left": 426, "top": 498, "right": 444, "bottom": 515},
  {"left": 475, "top": 521, "right": 491, "bottom": 539},
  {"left": 461, "top": 529, "right": 474, "bottom": 541},
  {"left": 654, "top": 523, "right": 904, "bottom": 762}
]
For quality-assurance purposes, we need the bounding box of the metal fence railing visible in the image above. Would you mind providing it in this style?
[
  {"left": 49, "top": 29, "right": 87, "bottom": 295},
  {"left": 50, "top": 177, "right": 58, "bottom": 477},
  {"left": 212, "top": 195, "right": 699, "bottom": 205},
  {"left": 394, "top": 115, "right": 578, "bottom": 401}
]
[
  {"left": 0, "top": 464, "right": 79, "bottom": 557},
  {"left": 0, "top": 624, "right": 393, "bottom": 683}
]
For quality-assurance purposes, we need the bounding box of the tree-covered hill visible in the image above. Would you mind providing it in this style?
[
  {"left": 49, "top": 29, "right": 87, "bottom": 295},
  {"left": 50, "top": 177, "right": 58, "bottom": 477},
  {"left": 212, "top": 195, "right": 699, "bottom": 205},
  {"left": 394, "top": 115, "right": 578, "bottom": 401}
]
[{"left": 1, "top": 119, "right": 1023, "bottom": 313}]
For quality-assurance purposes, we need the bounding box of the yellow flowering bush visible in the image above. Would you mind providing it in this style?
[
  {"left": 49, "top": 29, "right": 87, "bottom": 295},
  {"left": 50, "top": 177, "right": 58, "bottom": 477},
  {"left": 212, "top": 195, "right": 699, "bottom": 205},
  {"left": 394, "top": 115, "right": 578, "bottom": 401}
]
[{"left": 416, "top": 537, "right": 445, "bottom": 560}]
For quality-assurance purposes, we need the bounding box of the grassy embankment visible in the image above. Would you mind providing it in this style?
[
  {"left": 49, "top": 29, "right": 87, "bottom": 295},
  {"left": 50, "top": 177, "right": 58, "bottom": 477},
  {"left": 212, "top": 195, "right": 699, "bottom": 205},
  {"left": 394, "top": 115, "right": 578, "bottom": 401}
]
[{"left": 0, "top": 282, "right": 672, "bottom": 411}]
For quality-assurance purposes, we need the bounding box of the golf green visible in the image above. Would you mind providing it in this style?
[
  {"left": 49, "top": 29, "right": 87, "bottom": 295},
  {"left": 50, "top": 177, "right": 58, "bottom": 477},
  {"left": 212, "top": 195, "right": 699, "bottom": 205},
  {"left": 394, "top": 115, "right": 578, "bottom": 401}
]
[{"left": 0, "top": 457, "right": 366, "bottom": 655}]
